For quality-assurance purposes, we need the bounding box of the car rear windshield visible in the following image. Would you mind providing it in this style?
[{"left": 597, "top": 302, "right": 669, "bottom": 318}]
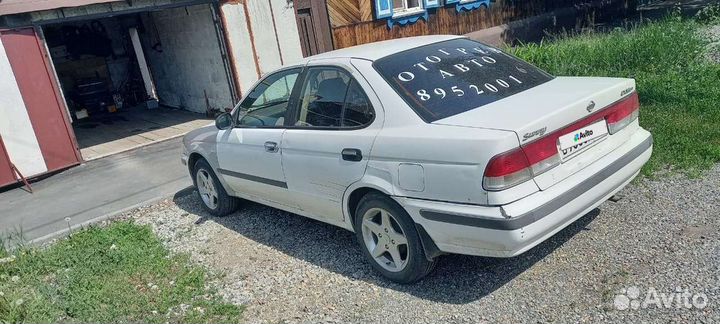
[{"left": 373, "top": 38, "right": 554, "bottom": 122}]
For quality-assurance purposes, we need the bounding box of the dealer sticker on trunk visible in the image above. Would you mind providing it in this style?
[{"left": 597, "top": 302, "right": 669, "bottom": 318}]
[{"left": 557, "top": 120, "right": 609, "bottom": 161}]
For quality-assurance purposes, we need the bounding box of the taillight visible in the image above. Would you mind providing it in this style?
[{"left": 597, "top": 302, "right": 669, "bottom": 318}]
[
  {"left": 606, "top": 92, "right": 639, "bottom": 134},
  {"left": 483, "top": 148, "right": 533, "bottom": 190},
  {"left": 483, "top": 92, "right": 640, "bottom": 191},
  {"left": 521, "top": 134, "right": 561, "bottom": 175},
  {"left": 484, "top": 136, "right": 561, "bottom": 191}
]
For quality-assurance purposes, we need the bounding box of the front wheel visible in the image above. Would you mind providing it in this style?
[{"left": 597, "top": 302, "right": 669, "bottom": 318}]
[
  {"left": 354, "top": 193, "right": 437, "bottom": 283},
  {"left": 192, "top": 159, "right": 240, "bottom": 216}
]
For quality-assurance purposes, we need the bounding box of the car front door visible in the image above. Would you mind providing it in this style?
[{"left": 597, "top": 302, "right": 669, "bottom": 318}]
[
  {"left": 281, "top": 63, "right": 382, "bottom": 222},
  {"left": 217, "top": 67, "right": 302, "bottom": 209}
]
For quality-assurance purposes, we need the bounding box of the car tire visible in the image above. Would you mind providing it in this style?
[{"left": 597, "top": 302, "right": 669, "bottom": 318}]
[
  {"left": 354, "top": 192, "right": 437, "bottom": 284},
  {"left": 192, "top": 159, "right": 240, "bottom": 217}
]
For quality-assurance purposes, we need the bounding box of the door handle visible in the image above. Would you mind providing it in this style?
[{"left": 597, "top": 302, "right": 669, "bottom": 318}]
[
  {"left": 341, "top": 148, "right": 362, "bottom": 162},
  {"left": 264, "top": 141, "right": 278, "bottom": 153}
]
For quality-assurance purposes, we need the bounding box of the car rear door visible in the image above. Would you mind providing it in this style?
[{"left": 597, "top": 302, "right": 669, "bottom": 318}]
[
  {"left": 216, "top": 67, "right": 302, "bottom": 209},
  {"left": 281, "top": 61, "right": 382, "bottom": 222}
]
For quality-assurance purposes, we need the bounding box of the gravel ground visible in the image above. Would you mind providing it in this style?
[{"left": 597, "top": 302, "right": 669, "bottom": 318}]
[
  {"left": 128, "top": 163, "right": 720, "bottom": 324},
  {"left": 701, "top": 24, "right": 720, "bottom": 63}
]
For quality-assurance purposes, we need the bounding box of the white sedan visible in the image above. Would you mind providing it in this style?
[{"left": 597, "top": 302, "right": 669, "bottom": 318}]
[{"left": 181, "top": 35, "right": 653, "bottom": 283}]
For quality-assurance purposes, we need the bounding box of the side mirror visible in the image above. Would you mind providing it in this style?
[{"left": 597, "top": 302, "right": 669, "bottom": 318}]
[{"left": 215, "top": 113, "right": 233, "bottom": 130}]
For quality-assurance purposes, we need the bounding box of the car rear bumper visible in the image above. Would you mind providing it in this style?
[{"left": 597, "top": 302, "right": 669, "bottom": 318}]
[{"left": 394, "top": 128, "right": 653, "bottom": 258}]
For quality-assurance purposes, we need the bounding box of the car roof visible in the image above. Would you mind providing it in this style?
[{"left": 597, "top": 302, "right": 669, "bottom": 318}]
[{"left": 300, "top": 35, "right": 463, "bottom": 63}]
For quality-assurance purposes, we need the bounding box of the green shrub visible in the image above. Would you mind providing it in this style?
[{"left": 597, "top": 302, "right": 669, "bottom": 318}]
[{"left": 509, "top": 18, "right": 720, "bottom": 176}]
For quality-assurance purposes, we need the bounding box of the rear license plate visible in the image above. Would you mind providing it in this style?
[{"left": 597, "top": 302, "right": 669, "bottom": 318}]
[{"left": 558, "top": 120, "right": 608, "bottom": 161}]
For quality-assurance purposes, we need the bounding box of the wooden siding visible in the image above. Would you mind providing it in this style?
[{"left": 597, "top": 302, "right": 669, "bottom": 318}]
[
  {"left": 328, "top": 0, "right": 362, "bottom": 27},
  {"left": 359, "top": 0, "right": 373, "bottom": 21},
  {"left": 329, "top": 0, "right": 633, "bottom": 49}
]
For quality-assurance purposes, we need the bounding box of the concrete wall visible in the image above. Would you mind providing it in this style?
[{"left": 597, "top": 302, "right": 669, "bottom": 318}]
[
  {"left": 220, "top": 0, "right": 304, "bottom": 96},
  {"left": 140, "top": 0, "right": 306, "bottom": 109},
  {"left": 141, "top": 4, "right": 234, "bottom": 113},
  {"left": 0, "top": 37, "right": 48, "bottom": 177}
]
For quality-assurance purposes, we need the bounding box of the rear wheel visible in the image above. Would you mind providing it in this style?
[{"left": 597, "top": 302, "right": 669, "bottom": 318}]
[
  {"left": 354, "top": 192, "right": 437, "bottom": 283},
  {"left": 193, "top": 159, "right": 239, "bottom": 216}
]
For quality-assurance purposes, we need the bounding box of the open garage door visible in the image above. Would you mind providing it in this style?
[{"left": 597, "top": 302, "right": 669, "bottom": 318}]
[
  {"left": 0, "top": 27, "right": 81, "bottom": 182},
  {"left": 0, "top": 138, "right": 17, "bottom": 187},
  {"left": 39, "top": 3, "right": 234, "bottom": 160}
]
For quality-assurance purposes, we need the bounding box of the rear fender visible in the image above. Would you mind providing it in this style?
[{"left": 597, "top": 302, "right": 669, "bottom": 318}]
[{"left": 342, "top": 171, "right": 396, "bottom": 230}]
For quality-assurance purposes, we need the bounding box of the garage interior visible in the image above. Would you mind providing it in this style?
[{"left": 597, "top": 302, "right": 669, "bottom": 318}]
[{"left": 41, "top": 3, "right": 235, "bottom": 160}]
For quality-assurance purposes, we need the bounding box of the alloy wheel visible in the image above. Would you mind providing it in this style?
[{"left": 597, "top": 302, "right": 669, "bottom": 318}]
[
  {"left": 196, "top": 169, "right": 218, "bottom": 210},
  {"left": 360, "top": 207, "right": 409, "bottom": 272}
]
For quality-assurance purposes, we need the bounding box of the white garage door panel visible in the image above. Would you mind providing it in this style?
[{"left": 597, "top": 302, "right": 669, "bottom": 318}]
[
  {"left": 246, "top": 0, "right": 283, "bottom": 74},
  {"left": 270, "top": 0, "right": 304, "bottom": 65},
  {"left": 220, "top": 3, "right": 260, "bottom": 95},
  {"left": 0, "top": 38, "right": 47, "bottom": 177}
]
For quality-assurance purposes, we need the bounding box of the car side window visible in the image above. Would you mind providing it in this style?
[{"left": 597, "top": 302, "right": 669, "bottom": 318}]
[
  {"left": 296, "top": 68, "right": 350, "bottom": 127},
  {"left": 342, "top": 80, "right": 375, "bottom": 127},
  {"left": 295, "top": 67, "right": 374, "bottom": 128},
  {"left": 237, "top": 68, "right": 301, "bottom": 127}
]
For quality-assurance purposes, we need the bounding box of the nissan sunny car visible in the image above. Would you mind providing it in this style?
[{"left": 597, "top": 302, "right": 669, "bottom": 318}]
[{"left": 181, "top": 35, "right": 653, "bottom": 283}]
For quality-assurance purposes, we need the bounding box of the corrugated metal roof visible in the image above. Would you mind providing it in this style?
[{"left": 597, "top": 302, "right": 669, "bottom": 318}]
[{"left": 0, "top": 0, "right": 121, "bottom": 16}]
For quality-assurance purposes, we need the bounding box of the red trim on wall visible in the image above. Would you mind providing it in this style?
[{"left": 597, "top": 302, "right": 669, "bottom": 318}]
[
  {"left": 218, "top": 3, "right": 243, "bottom": 97},
  {"left": 266, "top": 0, "right": 284, "bottom": 66},
  {"left": 0, "top": 28, "right": 81, "bottom": 171},
  {"left": 241, "top": 0, "right": 262, "bottom": 78}
]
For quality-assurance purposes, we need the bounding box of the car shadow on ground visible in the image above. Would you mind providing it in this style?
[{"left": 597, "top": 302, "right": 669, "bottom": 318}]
[{"left": 173, "top": 188, "right": 600, "bottom": 304}]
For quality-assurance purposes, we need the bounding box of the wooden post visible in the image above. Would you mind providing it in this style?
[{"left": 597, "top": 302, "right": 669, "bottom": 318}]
[{"left": 129, "top": 27, "right": 158, "bottom": 101}]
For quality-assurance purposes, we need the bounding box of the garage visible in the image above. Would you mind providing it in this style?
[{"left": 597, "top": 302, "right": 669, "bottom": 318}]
[
  {"left": 39, "top": 3, "right": 235, "bottom": 160},
  {"left": 0, "top": 0, "right": 304, "bottom": 189}
]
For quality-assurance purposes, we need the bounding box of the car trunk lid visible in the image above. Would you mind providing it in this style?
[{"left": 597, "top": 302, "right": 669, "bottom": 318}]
[{"left": 435, "top": 76, "right": 639, "bottom": 190}]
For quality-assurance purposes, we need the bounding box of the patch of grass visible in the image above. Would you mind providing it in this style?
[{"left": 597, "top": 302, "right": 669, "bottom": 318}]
[
  {"left": 508, "top": 17, "right": 720, "bottom": 176},
  {"left": 0, "top": 221, "right": 243, "bottom": 323}
]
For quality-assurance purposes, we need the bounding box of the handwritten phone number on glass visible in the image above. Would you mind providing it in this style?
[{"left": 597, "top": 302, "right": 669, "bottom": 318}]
[{"left": 416, "top": 75, "right": 523, "bottom": 101}]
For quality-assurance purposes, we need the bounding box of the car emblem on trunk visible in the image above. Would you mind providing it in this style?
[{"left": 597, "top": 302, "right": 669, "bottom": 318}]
[
  {"left": 587, "top": 101, "right": 596, "bottom": 112},
  {"left": 523, "top": 127, "right": 547, "bottom": 142}
]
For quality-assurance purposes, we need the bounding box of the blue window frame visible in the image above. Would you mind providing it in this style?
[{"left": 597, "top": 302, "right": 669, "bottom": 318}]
[
  {"left": 446, "top": 0, "right": 492, "bottom": 12},
  {"left": 374, "top": 0, "right": 441, "bottom": 28},
  {"left": 374, "top": 0, "right": 393, "bottom": 18}
]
